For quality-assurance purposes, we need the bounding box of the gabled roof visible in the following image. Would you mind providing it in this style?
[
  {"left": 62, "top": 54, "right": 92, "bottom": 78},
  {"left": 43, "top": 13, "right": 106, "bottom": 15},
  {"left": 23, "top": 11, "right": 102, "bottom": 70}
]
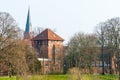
[{"left": 32, "top": 28, "right": 64, "bottom": 41}]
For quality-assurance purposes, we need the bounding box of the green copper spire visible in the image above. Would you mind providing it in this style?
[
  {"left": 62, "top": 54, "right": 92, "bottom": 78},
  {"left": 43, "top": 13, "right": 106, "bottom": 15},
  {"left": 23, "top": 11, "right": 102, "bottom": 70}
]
[
  {"left": 24, "top": 7, "right": 33, "bottom": 39},
  {"left": 25, "top": 8, "right": 32, "bottom": 32}
]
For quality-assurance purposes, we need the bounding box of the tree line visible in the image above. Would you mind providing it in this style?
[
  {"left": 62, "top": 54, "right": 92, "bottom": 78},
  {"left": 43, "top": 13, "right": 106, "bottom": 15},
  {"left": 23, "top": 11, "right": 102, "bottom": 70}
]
[
  {"left": 1, "top": 11, "right": 120, "bottom": 77},
  {"left": 64, "top": 17, "right": 120, "bottom": 75}
]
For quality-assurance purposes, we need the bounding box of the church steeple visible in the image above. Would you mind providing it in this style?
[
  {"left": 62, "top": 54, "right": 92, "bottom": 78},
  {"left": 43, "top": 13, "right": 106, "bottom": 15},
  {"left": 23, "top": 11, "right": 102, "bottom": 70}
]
[
  {"left": 25, "top": 8, "right": 32, "bottom": 32},
  {"left": 24, "top": 8, "right": 33, "bottom": 39}
]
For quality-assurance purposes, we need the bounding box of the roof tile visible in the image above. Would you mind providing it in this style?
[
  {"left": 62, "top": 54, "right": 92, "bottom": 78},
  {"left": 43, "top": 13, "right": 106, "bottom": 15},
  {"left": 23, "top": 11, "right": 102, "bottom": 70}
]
[{"left": 32, "top": 28, "right": 64, "bottom": 41}]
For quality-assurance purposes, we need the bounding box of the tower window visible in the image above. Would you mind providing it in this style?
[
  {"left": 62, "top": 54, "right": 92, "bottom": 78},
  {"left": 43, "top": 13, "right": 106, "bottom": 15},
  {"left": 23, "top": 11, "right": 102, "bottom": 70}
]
[
  {"left": 41, "top": 34, "right": 45, "bottom": 37},
  {"left": 46, "top": 64, "right": 49, "bottom": 67}
]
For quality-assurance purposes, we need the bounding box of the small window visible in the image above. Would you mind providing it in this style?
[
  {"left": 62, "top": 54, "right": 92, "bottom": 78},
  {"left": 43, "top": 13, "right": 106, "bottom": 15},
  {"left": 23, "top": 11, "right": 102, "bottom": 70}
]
[
  {"left": 46, "top": 64, "right": 49, "bottom": 66},
  {"left": 41, "top": 34, "right": 45, "bottom": 37}
]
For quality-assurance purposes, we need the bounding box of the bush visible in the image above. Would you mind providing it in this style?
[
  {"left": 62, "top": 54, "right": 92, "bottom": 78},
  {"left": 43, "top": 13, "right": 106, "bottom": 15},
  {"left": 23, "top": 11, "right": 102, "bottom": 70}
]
[{"left": 68, "top": 67, "right": 82, "bottom": 80}]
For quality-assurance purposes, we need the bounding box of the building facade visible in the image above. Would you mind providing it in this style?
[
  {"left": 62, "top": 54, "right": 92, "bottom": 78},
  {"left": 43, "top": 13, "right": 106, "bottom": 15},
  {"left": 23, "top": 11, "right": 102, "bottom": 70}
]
[{"left": 32, "top": 29, "right": 64, "bottom": 74}]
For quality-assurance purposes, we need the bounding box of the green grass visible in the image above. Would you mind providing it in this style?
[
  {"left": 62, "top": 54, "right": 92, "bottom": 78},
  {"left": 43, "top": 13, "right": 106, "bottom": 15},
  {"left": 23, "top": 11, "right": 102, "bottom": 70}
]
[
  {"left": 31, "top": 75, "right": 68, "bottom": 80},
  {"left": 81, "top": 74, "right": 118, "bottom": 80},
  {"left": 98, "top": 74, "right": 118, "bottom": 80},
  {"left": 0, "top": 74, "right": 119, "bottom": 80},
  {"left": 82, "top": 74, "right": 118, "bottom": 80},
  {"left": 0, "top": 75, "right": 68, "bottom": 80},
  {"left": 0, "top": 76, "right": 16, "bottom": 80}
]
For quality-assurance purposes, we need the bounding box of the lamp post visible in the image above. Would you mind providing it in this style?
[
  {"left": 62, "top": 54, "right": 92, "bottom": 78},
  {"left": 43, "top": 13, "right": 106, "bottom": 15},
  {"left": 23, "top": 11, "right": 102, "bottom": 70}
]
[
  {"left": 101, "top": 45, "right": 104, "bottom": 75},
  {"left": 101, "top": 31, "right": 105, "bottom": 75}
]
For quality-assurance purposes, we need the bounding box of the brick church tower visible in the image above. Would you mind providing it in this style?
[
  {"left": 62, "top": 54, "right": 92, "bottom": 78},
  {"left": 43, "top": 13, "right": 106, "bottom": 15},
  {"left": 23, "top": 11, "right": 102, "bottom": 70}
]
[{"left": 32, "top": 29, "right": 64, "bottom": 74}]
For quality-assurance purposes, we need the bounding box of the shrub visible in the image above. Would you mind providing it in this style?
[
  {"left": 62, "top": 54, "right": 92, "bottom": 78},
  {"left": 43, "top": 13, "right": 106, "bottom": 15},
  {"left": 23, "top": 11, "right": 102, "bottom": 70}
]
[{"left": 68, "top": 67, "right": 82, "bottom": 80}]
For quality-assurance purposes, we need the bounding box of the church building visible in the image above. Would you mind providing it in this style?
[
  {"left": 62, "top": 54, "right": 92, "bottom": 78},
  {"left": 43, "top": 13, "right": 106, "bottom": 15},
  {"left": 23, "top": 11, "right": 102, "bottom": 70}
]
[{"left": 24, "top": 8, "right": 64, "bottom": 74}]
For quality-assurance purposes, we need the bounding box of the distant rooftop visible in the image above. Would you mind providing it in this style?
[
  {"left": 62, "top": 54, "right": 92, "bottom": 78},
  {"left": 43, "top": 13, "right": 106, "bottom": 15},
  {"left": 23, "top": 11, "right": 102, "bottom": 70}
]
[{"left": 32, "top": 28, "right": 64, "bottom": 41}]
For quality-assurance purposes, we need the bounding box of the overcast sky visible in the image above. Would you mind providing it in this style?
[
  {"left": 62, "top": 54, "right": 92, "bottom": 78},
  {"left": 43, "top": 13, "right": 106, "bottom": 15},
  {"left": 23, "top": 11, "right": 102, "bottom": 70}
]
[{"left": 0, "top": 0, "right": 120, "bottom": 44}]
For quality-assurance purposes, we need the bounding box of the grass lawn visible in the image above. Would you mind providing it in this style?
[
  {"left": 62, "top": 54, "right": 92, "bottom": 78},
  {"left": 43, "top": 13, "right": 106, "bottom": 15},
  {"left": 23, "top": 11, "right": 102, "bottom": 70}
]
[
  {"left": 0, "top": 76, "right": 16, "bottom": 80},
  {"left": 81, "top": 74, "right": 118, "bottom": 80},
  {"left": 0, "top": 74, "right": 119, "bottom": 80},
  {"left": 98, "top": 74, "right": 118, "bottom": 80},
  {"left": 0, "top": 75, "right": 68, "bottom": 80}
]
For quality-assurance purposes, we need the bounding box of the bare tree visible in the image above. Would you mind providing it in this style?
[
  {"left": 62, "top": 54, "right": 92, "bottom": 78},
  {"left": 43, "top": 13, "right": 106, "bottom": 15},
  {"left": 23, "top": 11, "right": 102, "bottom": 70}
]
[
  {"left": 0, "top": 12, "right": 20, "bottom": 77},
  {"left": 0, "top": 12, "right": 19, "bottom": 50},
  {"left": 33, "top": 26, "right": 44, "bottom": 36},
  {"left": 95, "top": 22, "right": 107, "bottom": 75},
  {"left": 0, "top": 12, "right": 41, "bottom": 79},
  {"left": 65, "top": 33, "right": 98, "bottom": 73},
  {"left": 95, "top": 17, "right": 120, "bottom": 75}
]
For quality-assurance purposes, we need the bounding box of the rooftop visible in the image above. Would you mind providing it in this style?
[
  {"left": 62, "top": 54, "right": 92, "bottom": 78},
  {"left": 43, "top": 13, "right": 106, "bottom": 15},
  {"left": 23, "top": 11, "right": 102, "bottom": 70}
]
[{"left": 32, "top": 28, "right": 64, "bottom": 41}]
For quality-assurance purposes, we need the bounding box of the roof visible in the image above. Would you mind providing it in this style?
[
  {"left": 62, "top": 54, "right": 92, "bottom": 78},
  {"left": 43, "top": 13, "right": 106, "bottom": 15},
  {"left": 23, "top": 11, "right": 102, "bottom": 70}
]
[{"left": 32, "top": 28, "right": 64, "bottom": 41}]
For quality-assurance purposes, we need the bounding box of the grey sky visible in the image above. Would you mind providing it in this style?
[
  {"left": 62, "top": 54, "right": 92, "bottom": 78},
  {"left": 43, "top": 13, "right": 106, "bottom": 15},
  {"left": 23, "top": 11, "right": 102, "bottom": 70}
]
[{"left": 0, "top": 0, "right": 120, "bottom": 44}]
